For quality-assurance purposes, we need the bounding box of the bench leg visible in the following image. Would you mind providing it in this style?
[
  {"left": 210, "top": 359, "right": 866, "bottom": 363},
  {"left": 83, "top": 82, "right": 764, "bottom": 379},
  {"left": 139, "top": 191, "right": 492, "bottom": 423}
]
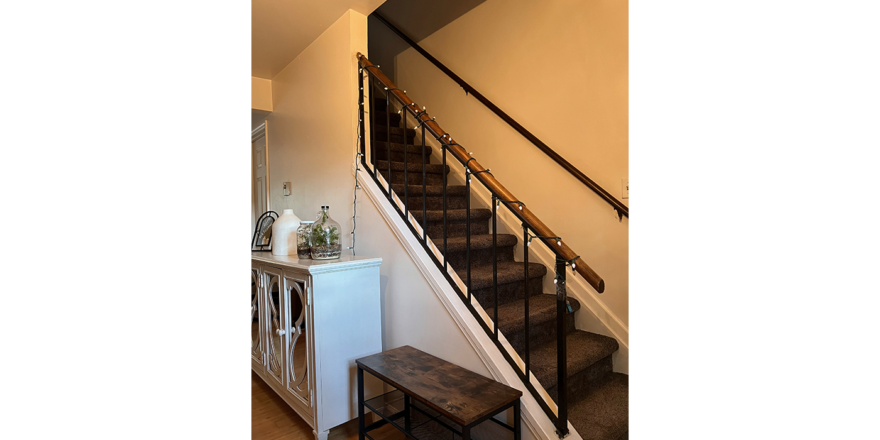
[
  {"left": 358, "top": 367, "right": 365, "bottom": 440},
  {"left": 513, "top": 400, "right": 521, "bottom": 440},
  {"left": 404, "top": 394, "right": 411, "bottom": 432}
]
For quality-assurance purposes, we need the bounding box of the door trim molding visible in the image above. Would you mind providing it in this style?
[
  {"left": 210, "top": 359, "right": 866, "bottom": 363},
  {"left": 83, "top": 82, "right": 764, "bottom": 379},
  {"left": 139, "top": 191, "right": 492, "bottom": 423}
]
[{"left": 252, "top": 122, "right": 267, "bottom": 142}]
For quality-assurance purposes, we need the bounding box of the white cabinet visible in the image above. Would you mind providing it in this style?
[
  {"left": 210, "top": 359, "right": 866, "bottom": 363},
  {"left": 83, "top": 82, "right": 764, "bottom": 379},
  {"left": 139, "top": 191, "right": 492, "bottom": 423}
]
[{"left": 251, "top": 254, "right": 383, "bottom": 440}]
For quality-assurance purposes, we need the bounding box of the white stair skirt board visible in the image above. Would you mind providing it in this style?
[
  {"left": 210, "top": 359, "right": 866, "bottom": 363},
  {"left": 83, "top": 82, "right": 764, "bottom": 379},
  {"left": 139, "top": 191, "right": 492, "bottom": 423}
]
[{"left": 356, "top": 166, "right": 583, "bottom": 440}]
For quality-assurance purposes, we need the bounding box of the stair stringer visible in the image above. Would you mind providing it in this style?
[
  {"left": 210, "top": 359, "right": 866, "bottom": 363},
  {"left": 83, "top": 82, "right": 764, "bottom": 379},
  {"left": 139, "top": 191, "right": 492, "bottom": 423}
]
[
  {"left": 401, "top": 116, "right": 630, "bottom": 375},
  {"left": 355, "top": 162, "right": 583, "bottom": 440}
]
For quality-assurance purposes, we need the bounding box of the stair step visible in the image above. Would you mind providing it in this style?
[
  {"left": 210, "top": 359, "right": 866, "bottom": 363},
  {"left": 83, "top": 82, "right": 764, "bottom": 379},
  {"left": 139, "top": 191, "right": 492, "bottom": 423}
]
[
  {"left": 372, "top": 99, "right": 388, "bottom": 111},
  {"left": 409, "top": 208, "right": 490, "bottom": 223},
  {"left": 374, "top": 149, "right": 431, "bottom": 164},
  {"left": 392, "top": 184, "right": 463, "bottom": 197},
  {"left": 457, "top": 261, "right": 547, "bottom": 307},
  {"left": 430, "top": 233, "right": 517, "bottom": 269},
  {"left": 461, "top": 260, "right": 546, "bottom": 290},
  {"left": 373, "top": 160, "right": 448, "bottom": 175},
  {"left": 373, "top": 161, "right": 447, "bottom": 186},
  {"left": 372, "top": 123, "right": 415, "bottom": 134},
  {"left": 434, "top": 233, "right": 517, "bottom": 253},
  {"left": 403, "top": 192, "right": 468, "bottom": 210},
  {"left": 393, "top": 184, "right": 468, "bottom": 210},
  {"left": 408, "top": 208, "right": 491, "bottom": 238},
  {"left": 372, "top": 141, "right": 432, "bottom": 157},
  {"left": 372, "top": 111, "right": 401, "bottom": 125},
  {"left": 373, "top": 129, "right": 416, "bottom": 144},
  {"left": 486, "top": 294, "right": 581, "bottom": 354},
  {"left": 529, "top": 331, "right": 619, "bottom": 403},
  {"left": 568, "top": 373, "right": 629, "bottom": 440}
]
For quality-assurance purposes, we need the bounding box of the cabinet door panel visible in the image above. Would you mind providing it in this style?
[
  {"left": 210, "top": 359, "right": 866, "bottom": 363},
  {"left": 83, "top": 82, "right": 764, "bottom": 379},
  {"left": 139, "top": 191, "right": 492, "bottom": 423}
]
[
  {"left": 284, "top": 276, "right": 311, "bottom": 407},
  {"left": 263, "top": 266, "right": 285, "bottom": 386},
  {"left": 251, "top": 266, "right": 264, "bottom": 369}
]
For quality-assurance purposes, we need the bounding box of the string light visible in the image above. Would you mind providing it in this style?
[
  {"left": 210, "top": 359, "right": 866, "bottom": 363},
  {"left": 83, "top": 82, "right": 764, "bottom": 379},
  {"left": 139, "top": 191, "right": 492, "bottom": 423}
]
[
  {"left": 553, "top": 273, "right": 565, "bottom": 285},
  {"left": 567, "top": 256, "right": 581, "bottom": 273},
  {"left": 414, "top": 116, "right": 435, "bottom": 130},
  {"left": 500, "top": 199, "right": 524, "bottom": 211},
  {"left": 526, "top": 233, "right": 561, "bottom": 248},
  {"left": 470, "top": 167, "right": 492, "bottom": 184},
  {"left": 349, "top": 68, "right": 372, "bottom": 256}
]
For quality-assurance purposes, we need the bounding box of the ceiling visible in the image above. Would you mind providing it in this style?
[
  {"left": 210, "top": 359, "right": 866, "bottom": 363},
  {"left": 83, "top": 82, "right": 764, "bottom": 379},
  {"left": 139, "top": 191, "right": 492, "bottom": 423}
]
[
  {"left": 252, "top": 0, "right": 486, "bottom": 80},
  {"left": 252, "top": 0, "right": 387, "bottom": 79}
]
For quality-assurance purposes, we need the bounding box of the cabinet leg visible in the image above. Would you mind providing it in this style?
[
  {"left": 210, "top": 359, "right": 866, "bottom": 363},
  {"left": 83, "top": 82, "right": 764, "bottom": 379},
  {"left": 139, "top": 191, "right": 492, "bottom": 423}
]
[
  {"left": 358, "top": 367, "right": 365, "bottom": 440},
  {"left": 313, "top": 430, "right": 329, "bottom": 440}
]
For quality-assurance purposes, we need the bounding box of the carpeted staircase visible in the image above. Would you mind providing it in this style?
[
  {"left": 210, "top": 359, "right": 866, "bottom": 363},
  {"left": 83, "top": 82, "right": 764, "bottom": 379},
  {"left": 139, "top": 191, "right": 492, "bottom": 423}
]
[{"left": 369, "top": 99, "right": 628, "bottom": 440}]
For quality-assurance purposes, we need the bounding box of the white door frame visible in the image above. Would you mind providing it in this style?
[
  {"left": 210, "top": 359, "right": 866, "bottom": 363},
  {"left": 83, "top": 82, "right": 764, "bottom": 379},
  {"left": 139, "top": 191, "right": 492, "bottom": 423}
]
[{"left": 252, "top": 121, "right": 271, "bottom": 230}]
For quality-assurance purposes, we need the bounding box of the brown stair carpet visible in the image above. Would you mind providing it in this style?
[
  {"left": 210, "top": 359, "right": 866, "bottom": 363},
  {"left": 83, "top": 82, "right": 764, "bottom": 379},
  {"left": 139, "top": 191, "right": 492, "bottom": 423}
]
[{"left": 369, "top": 98, "right": 627, "bottom": 440}]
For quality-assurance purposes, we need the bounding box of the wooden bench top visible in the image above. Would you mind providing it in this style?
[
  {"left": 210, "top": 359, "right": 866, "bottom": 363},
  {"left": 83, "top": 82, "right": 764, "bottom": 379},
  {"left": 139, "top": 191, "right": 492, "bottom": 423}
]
[{"left": 356, "top": 345, "right": 522, "bottom": 426}]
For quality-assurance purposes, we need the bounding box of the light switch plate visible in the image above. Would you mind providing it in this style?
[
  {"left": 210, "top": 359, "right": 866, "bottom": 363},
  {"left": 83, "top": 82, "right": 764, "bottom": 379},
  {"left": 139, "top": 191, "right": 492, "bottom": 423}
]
[
  {"left": 282, "top": 182, "right": 291, "bottom": 196},
  {"left": 622, "top": 178, "right": 628, "bottom": 199}
]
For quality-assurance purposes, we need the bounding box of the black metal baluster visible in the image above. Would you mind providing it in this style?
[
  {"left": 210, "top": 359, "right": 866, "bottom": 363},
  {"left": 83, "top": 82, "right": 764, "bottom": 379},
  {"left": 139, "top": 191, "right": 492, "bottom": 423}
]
[
  {"left": 466, "top": 168, "right": 471, "bottom": 301},
  {"left": 492, "top": 195, "right": 498, "bottom": 340},
  {"left": 555, "top": 256, "right": 569, "bottom": 438},
  {"left": 442, "top": 144, "right": 447, "bottom": 272},
  {"left": 369, "top": 77, "right": 376, "bottom": 170},
  {"left": 523, "top": 223, "right": 530, "bottom": 381},
  {"left": 402, "top": 107, "right": 408, "bottom": 216},
  {"left": 385, "top": 89, "right": 392, "bottom": 196},
  {"left": 358, "top": 67, "right": 365, "bottom": 161},
  {"left": 421, "top": 123, "right": 427, "bottom": 242}
]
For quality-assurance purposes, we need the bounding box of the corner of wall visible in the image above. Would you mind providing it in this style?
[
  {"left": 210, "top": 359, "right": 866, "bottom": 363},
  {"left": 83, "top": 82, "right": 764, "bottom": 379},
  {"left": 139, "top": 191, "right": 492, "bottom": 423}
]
[{"left": 251, "top": 77, "right": 273, "bottom": 112}]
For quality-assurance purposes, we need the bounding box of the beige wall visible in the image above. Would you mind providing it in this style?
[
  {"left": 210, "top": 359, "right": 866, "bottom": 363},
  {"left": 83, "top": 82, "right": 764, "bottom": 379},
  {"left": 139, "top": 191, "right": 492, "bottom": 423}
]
[
  {"left": 252, "top": 77, "right": 273, "bottom": 112},
  {"left": 264, "top": 8, "right": 493, "bottom": 386},
  {"left": 392, "top": 0, "right": 629, "bottom": 327}
]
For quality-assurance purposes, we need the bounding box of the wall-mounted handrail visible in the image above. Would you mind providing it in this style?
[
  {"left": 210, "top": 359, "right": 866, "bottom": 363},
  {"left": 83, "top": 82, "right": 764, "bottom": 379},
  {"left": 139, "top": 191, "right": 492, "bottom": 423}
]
[
  {"left": 371, "top": 12, "right": 628, "bottom": 219},
  {"left": 358, "top": 54, "right": 605, "bottom": 294}
]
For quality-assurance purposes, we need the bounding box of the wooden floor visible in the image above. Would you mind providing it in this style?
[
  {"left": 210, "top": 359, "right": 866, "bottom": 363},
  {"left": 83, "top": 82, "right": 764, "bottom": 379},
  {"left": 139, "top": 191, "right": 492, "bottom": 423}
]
[{"left": 252, "top": 372, "right": 402, "bottom": 440}]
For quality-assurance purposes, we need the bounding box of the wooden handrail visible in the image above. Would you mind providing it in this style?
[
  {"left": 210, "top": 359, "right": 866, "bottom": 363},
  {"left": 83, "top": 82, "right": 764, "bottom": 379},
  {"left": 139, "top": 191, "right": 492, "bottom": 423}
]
[
  {"left": 359, "top": 54, "right": 605, "bottom": 293},
  {"left": 371, "top": 13, "right": 628, "bottom": 219}
]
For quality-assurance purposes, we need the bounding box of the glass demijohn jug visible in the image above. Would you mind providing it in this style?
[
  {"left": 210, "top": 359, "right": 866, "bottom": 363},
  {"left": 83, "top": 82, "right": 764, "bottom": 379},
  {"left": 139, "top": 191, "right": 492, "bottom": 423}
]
[
  {"left": 309, "top": 206, "right": 342, "bottom": 259},
  {"left": 296, "top": 221, "right": 314, "bottom": 259}
]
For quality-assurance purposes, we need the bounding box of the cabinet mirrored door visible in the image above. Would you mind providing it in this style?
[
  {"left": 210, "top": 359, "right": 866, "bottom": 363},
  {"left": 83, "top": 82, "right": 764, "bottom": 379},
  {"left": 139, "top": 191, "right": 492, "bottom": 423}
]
[
  {"left": 284, "top": 277, "right": 311, "bottom": 407},
  {"left": 251, "top": 267, "right": 264, "bottom": 367},
  {"left": 264, "top": 267, "right": 285, "bottom": 385}
]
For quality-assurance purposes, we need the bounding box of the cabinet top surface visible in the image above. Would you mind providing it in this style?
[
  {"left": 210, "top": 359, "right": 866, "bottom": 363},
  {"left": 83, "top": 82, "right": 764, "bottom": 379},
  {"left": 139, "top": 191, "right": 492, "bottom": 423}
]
[
  {"left": 356, "top": 345, "right": 522, "bottom": 426},
  {"left": 252, "top": 253, "right": 382, "bottom": 273}
]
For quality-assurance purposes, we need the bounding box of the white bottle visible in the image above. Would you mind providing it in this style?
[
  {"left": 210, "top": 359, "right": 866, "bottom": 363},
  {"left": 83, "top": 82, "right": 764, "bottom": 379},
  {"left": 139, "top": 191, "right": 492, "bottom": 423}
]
[{"left": 272, "top": 209, "right": 302, "bottom": 256}]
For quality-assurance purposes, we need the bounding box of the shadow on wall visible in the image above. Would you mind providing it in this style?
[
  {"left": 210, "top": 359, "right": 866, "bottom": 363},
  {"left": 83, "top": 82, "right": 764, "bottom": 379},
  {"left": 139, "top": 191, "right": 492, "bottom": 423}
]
[{"left": 368, "top": 0, "right": 486, "bottom": 83}]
